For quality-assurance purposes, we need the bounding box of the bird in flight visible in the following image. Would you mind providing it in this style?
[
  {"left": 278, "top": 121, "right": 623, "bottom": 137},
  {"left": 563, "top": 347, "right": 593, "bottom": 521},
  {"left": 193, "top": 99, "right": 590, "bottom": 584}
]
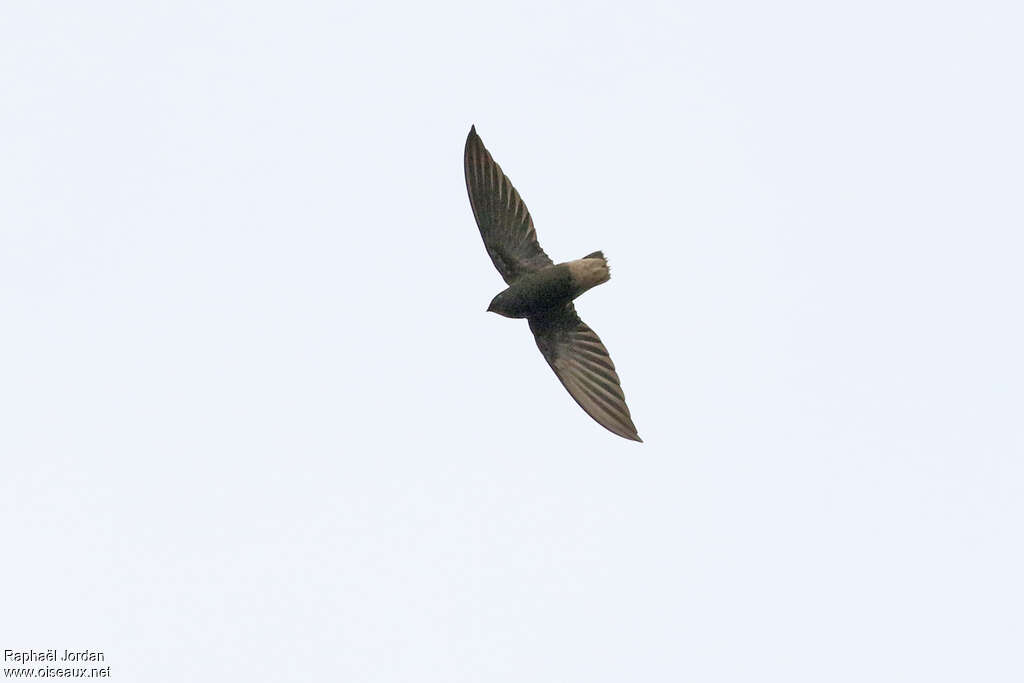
[{"left": 464, "top": 126, "right": 641, "bottom": 442}]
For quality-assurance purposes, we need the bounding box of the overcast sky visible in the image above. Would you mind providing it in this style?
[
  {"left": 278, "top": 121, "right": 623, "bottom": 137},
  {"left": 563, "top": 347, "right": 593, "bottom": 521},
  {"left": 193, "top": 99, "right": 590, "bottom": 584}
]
[{"left": 2, "top": 1, "right": 1022, "bottom": 681}]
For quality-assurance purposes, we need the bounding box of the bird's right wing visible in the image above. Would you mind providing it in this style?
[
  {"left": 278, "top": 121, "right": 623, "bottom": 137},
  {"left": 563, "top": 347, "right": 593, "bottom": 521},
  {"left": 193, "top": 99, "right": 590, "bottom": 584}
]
[
  {"left": 464, "top": 126, "right": 553, "bottom": 284},
  {"left": 529, "top": 305, "right": 642, "bottom": 442}
]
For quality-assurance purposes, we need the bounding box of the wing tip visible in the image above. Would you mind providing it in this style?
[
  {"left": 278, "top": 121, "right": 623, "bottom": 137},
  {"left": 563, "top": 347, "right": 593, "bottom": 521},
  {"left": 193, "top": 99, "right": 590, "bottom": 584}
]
[
  {"left": 611, "top": 423, "right": 643, "bottom": 442},
  {"left": 465, "top": 125, "right": 483, "bottom": 159}
]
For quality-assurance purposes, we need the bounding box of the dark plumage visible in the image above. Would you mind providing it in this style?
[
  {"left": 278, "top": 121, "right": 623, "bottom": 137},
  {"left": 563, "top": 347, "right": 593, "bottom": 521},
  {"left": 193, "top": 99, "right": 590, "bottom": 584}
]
[{"left": 464, "top": 126, "right": 641, "bottom": 442}]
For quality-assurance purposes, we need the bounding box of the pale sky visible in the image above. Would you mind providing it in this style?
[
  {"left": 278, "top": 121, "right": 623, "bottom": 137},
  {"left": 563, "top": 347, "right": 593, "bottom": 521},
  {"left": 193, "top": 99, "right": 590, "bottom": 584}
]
[{"left": 2, "top": 1, "right": 1022, "bottom": 681}]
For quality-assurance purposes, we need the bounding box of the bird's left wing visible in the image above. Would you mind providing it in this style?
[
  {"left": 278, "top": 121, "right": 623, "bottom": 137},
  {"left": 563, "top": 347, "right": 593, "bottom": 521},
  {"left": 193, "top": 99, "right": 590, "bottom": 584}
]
[
  {"left": 529, "top": 305, "right": 642, "bottom": 442},
  {"left": 464, "top": 126, "right": 553, "bottom": 284}
]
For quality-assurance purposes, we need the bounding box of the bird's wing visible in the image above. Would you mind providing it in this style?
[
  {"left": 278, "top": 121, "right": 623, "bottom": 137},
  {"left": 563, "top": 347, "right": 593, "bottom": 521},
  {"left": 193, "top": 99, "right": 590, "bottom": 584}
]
[
  {"left": 529, "top": 305, "right": 641, "bottom": 442},
  {"left": 464, "top": 126, "right": 553, "bottom": 284}
]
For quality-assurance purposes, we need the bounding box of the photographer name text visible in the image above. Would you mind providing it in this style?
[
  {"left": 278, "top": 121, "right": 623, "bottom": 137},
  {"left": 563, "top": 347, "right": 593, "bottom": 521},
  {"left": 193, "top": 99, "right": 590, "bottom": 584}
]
[{"left": 4, "top": 650, "right": 105, "bottom": 664}]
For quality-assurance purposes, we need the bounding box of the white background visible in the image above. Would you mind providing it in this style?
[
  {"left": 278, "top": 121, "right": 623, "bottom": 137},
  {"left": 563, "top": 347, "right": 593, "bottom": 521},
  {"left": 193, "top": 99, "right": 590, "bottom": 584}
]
[{"left": 2, "top": 1, "right": 1022, "bottom": 680}]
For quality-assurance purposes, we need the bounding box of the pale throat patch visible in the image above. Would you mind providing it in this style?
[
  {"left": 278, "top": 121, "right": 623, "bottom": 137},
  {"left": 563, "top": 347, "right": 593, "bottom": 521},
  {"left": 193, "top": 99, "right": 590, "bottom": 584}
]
[{"left": 567, "top": 257, "right": 610, "bottom": 292}]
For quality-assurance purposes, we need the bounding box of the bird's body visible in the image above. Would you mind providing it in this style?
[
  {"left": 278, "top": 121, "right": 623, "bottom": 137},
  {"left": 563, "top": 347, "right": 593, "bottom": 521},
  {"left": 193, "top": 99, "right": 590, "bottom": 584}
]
[
  {"left": 464, "top": 126, "right": 642, "bottom": 442},
  {"left": 487, "top": 254, "right": 608, "bottom": 319}
]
